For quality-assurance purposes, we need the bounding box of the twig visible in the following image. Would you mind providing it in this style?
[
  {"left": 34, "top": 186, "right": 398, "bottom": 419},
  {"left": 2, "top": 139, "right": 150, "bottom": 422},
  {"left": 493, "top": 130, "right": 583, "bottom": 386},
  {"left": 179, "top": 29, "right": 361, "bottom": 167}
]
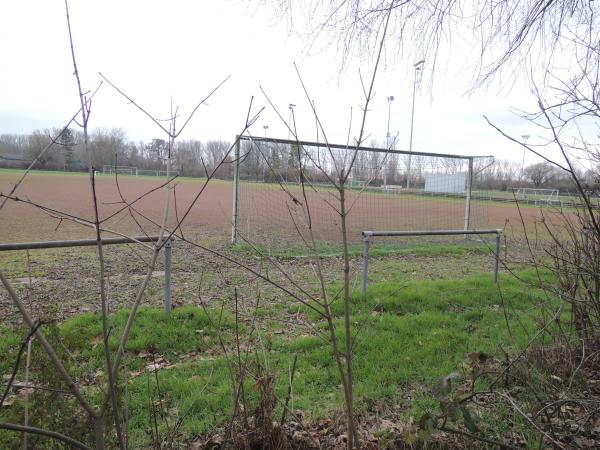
[
  {"left": 99, "top": 73, "right": 231, "bottom": 139},
  {"left": 0, "top": 322, "right": 42, "bottom": 409},
  {"left": 0, "top": 83, "right": 101, "bottom": 211},
  {"left": 0, "top": 422, "right": 93, "bottom": 450},
  {"left": 280, "top": 354, "right": 298, "bottom": 426},
  {"left": 65, "top": 0, "right": 123, "bottom": 442},
  {"left": 441, "top": 425, "right": 521, "bottom": 450},
  {"left": 0, "top": 271, "right": 96, "bottom": 417},
  {"left": 496, "top": 391, "right": 568, "bottom": 449}
]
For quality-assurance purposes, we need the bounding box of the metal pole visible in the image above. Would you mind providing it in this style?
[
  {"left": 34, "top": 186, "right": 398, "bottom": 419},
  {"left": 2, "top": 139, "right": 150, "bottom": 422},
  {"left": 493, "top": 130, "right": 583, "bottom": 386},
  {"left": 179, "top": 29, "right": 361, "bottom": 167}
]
[
  {"left": 362, "top": 229, "right": 501, "bottom": 238},
  {"left": 237, "top": 135, "right": 492, "bottom": 162},
  {"left": 494, "top": 232, "right": 500, "bottom": 283},
  {"left": 407, "top": 60, "right": 424, "bottom": 190},
  {"left": 0, "top": 234, "right": 176, "bottom": 312},
  {"left": 231, "top": 136, "right": 241, "bottom": 244},
  {"left": 164, "top": 240, "right": 172, "bottom": 314},
  {"left": 464, "top": 157, "right": 474, "bottom": 239},
  {"left": 0, "top": 235, "right": 169, "bottom": 251},
  {"left": 361, "top": 236, "right": 370, "bottom": 295}
]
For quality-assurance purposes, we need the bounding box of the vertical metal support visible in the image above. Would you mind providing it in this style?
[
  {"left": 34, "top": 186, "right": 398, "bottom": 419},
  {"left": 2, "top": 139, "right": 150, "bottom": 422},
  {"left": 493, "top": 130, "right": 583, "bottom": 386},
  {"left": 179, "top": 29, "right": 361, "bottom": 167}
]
[
  {"left": 164, "top": 239, "right": 172, "bottom": 314},
  {"left": 494, "top": 232, "right": 501, "bottom": 283},
  {"left": 464, "top": 157, "right": 474, "bottom": 239},
  {"left": 361, "top": 236, "right": 370, "bottom": 295},
  {"left": 231, "top": 136, "right": 241, "bottom": 244}
]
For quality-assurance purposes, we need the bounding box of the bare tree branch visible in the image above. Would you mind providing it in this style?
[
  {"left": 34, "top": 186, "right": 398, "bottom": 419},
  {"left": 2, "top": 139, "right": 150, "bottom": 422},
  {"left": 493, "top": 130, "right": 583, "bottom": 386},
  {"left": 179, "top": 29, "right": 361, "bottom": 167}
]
[{"left": 0, "top": 423, "right": 93, "bottom": 450}]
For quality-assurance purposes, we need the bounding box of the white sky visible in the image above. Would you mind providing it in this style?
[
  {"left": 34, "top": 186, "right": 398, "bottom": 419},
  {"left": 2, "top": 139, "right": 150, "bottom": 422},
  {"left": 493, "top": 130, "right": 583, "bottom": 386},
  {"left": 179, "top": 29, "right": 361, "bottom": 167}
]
[{"left": 0, "top": 0, "right": 556, "bottom": 165}]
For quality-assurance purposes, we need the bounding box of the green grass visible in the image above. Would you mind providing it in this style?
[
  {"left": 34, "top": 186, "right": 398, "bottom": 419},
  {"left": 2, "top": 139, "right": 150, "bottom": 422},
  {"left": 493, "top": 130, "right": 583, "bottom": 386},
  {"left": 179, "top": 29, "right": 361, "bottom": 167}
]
[
  {"left": 231, "top": 239, "right": 491, "bottom": 259},
  {"left": 0, "top": 270, "right": 552, "bottom": 448}
]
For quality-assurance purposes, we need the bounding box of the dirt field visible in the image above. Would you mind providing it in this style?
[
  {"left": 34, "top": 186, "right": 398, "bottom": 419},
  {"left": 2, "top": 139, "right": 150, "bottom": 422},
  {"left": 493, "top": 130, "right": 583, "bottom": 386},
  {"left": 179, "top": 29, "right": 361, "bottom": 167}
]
[
  {"left": 0, "top": 171, "right": 234, "bottom": 243},
  {"left": 0, "top": 170, "right": 556, "bottom": 245}
]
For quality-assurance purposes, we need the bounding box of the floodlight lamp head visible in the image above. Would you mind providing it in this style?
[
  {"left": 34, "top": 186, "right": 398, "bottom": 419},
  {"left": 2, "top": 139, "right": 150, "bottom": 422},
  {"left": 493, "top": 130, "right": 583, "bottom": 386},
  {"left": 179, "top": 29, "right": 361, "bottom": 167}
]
[
  {"left": 414, "top": 59, "right": 425, "bottom": 67},
  {"left": 388, "top": 95, "right": 395, "bottom": 102},
  {"left": 521, "top": 134, "right": 530, "bottom": 140},
  {"left": 289, "top": 103, "right": 296, "bottom": 109}
]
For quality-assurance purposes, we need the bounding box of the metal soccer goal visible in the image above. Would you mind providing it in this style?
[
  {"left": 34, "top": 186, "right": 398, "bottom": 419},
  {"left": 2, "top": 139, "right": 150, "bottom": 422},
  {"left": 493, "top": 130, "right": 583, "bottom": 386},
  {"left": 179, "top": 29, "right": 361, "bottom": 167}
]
[
  {"left": 231, "top": 135, "right": 496, "bottom": 248},
  {"left": 135, "top": 169, "right": 179, "bottom": 177},
  {"left": 513, "top": 187, "right": 560, "bottom": 207},
  {"left": 102, "top": 165, "right": 137, "bottom": 176}
]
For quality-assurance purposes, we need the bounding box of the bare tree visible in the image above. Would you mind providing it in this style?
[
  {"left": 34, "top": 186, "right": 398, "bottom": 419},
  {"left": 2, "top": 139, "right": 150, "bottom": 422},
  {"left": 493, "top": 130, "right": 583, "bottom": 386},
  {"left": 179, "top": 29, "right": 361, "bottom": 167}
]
[
  {"left": 23, "top": 130, "right": 62, "bottom": 169},
  {"left": 0, "top": 134, "right": 27, "bottom": 156},
  {"left": 267, "top": 1, "right": 598, "bottom": 92},
  {"left": 524, "top": 161, "right": 554, "bottom": 187}
]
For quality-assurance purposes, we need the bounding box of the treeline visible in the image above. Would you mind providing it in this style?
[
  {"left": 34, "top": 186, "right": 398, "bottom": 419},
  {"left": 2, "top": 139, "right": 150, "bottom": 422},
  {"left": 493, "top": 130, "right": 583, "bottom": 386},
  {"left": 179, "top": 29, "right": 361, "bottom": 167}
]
[
  {"left": 1, "top": 129, "right": 597, "bottom": 192},
  {"left": 475, "top": 159, "right": 597, "bottom": 192},
  {"left": 0, "top": 128, "right": 234, "bottom": 178}
]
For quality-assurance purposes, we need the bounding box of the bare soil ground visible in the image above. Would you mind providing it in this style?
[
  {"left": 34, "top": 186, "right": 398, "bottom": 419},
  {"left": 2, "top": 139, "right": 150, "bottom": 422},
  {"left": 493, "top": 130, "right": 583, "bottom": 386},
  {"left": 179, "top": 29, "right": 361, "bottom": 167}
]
[
  {"left": 1, "top": 171, "right": 551, "bottom": 245},
  {"left": 0, "top": 171, "right": 233, "bottom": 243}
]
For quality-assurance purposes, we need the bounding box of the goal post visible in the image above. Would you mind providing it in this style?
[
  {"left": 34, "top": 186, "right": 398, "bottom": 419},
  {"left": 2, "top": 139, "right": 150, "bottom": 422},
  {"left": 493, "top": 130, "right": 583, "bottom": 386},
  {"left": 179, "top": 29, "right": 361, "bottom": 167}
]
[
  {"left": 102, "top": 165, "right": 137, "bottom": 176},
  {"left": 231, "top": 135, "right": 494, "bottom": 247},
  {"left": 135, "top": 169, "right": 180, "bottom": 177}
]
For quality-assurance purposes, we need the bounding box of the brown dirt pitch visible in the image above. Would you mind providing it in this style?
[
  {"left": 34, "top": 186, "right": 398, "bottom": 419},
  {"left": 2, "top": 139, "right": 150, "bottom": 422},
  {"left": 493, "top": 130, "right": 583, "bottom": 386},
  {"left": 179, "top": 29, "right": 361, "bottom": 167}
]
[
  {"left": 1, "top": 170, "right": 552, "bottom": 246},
  {"left": 0, "top": 171, "right": 234, "bottom": 243}
]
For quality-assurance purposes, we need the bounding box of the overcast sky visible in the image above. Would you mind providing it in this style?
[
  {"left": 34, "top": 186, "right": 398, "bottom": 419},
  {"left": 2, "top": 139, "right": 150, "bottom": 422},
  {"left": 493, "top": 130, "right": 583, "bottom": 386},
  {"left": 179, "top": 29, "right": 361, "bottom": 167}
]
[{"left": 1, "top": 0, "right": 554, "bottom": 165}]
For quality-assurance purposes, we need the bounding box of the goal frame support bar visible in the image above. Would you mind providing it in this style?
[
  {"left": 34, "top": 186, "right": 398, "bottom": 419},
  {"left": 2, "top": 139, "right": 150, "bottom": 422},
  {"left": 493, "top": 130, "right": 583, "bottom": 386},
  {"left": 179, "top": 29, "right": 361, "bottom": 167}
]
[
  {"left": 361, "top": 229, "right": 502, "bottom": 295},
  {"left": 236, "top": 135, "right": 492, "bottom": 160},
  {"left": 0, "top": 235, "right": 175, "bottom": 315}
]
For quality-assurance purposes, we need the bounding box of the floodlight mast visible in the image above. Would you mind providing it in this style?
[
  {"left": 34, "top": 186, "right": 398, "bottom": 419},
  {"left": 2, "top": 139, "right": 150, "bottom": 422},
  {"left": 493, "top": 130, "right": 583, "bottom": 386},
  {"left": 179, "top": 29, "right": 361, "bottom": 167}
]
[
  {"left": 384, "top": 95, "right": 395, "bottom": 187},
  {"left": 406, "top": 59, "right": 425, "bottom": 189}
]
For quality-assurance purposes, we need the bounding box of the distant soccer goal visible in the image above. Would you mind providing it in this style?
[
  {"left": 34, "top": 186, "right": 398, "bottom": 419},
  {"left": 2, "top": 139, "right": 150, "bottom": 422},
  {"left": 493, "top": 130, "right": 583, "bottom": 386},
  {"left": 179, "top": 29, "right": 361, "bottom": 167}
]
[
  {"left": 102, "top": 165, "right": 137, "bottom": 176},
  {"left": 231, "top": 135, "right": 496, "bottom": 247},
  {"left": 512, "top": 187, "right": 560, "bottom": 207},
  {"left": 135, "top": 169, "right": 179, "bottom": 177}
]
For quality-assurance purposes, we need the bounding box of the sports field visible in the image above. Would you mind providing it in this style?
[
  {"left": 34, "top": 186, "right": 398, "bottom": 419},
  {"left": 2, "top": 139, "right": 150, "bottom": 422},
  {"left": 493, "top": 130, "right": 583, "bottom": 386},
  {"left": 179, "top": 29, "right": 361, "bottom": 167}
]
[
  {"left": 1, "top": 169, "right": 551, "bottom": 244},
  {"left": 0, "top": 168, "right": 580, "bottom": 448},
  {"left": 0, "top": 170, "right": 233, "bottom": 243}
]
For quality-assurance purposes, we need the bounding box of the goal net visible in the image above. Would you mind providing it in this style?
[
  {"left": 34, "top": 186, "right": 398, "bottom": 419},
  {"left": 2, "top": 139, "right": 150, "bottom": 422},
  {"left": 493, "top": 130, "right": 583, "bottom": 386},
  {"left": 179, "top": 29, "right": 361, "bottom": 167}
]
[
  {"left": 102, "top": 165, "right": 137, "bottom": 176},
  {"left": 136, "top": 169, "right": 179, "bottom": 177},
  {"left": 513, "top": 187, "right": 559, "bottom": 205},
  {"left": 232, "top": 136, "right": 495, "bottom": 248}
]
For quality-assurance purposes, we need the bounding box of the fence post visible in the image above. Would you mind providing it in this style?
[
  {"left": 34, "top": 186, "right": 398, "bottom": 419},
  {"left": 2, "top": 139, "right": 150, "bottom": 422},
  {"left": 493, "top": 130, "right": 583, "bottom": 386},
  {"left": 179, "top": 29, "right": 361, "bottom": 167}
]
[
  {"left": 231, "top": 136, "right": 241, "bottom": 244},
  {"left": 464, "top": 157, "right": 473, "bottom": 239},
  {"left": 494, "top": 232, "right": 501, "bottom": 283},
  {"left": 164, "top": 239, "right": 172, "bottom": 314},
  {"left": 361, "top": 235, "right": 371, "bottom": 295}
]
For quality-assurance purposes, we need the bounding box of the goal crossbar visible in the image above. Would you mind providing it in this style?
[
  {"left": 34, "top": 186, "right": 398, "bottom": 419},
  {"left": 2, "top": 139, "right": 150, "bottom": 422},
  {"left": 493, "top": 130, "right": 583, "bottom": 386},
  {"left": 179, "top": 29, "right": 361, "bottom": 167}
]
[{"left": 237, "top": 135, "right": 492, "bottom": 161}]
